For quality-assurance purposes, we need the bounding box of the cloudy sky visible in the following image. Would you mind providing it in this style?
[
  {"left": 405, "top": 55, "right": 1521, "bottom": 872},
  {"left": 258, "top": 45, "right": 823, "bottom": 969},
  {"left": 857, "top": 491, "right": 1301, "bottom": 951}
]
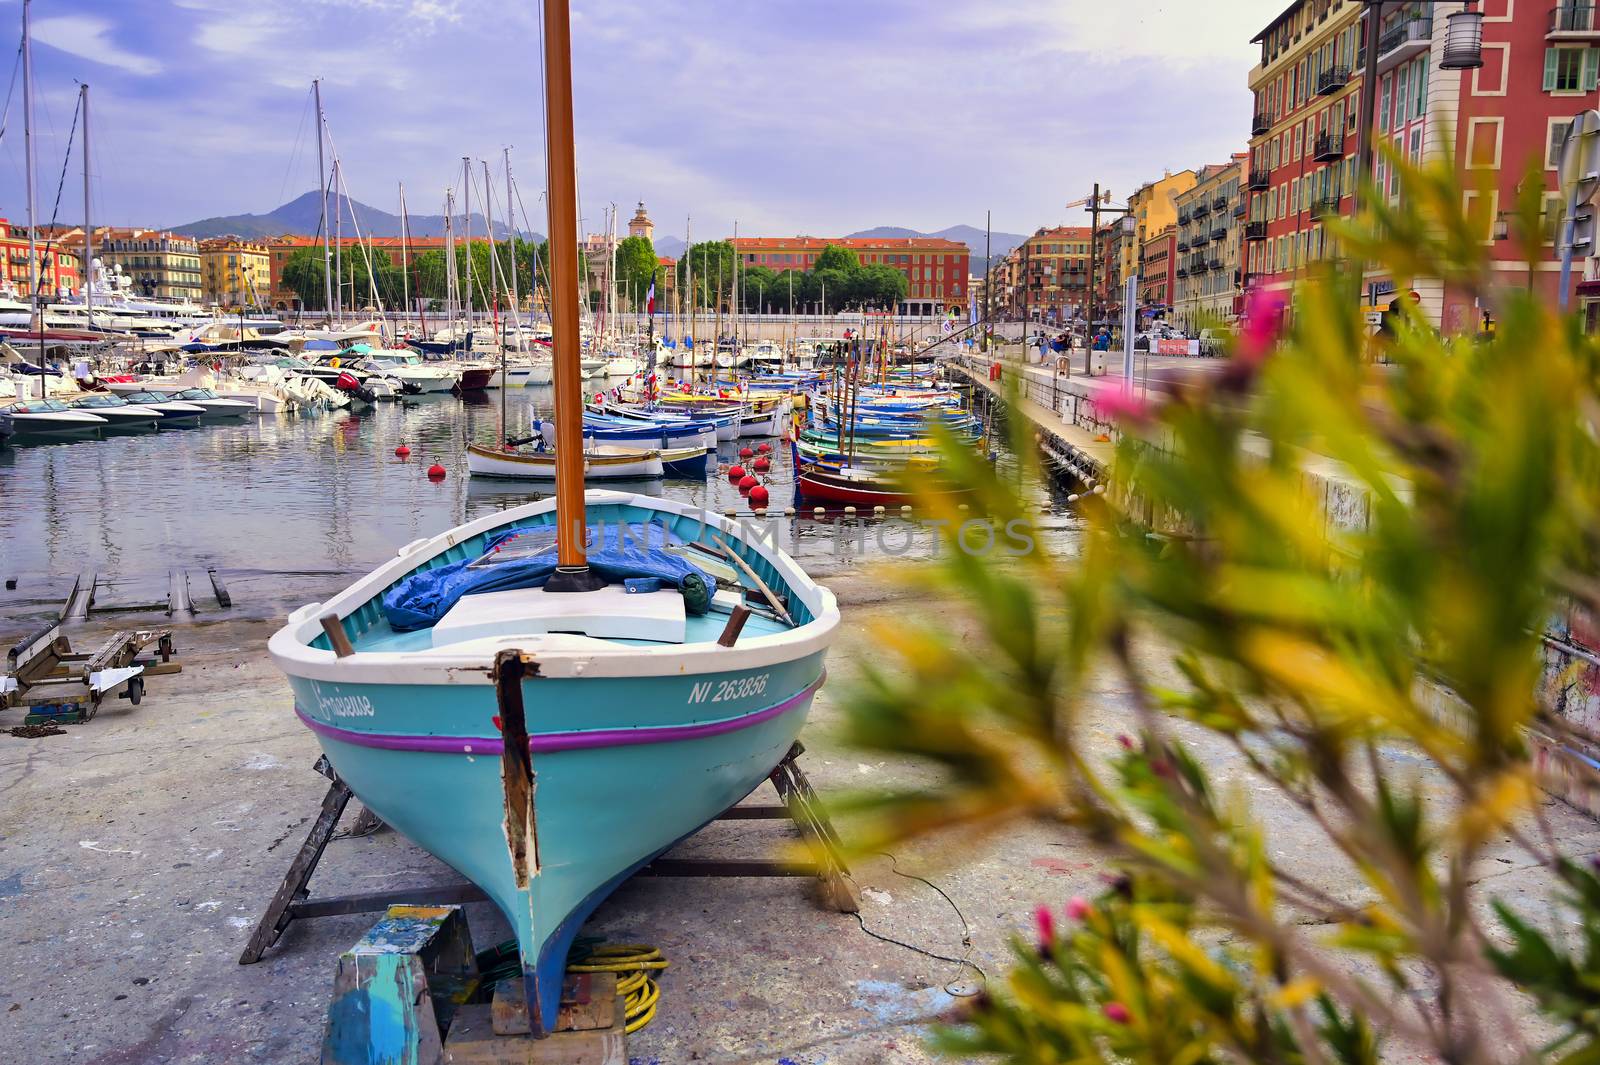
[{"left": 0, "top": 0, "right": 1263, "bottom": 240}]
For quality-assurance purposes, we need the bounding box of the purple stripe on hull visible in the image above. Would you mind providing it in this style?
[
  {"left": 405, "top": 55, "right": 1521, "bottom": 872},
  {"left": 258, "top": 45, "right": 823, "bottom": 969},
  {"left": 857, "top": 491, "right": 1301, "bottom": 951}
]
[{"left": 295, "top": 671, "right": 826, "bottom": 755}]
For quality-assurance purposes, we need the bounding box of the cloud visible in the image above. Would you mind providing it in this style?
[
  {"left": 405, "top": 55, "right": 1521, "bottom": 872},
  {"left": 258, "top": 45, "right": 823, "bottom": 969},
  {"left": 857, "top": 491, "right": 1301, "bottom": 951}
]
[{"left": 32, "top": 15, "right": 162, "bottom": 76}]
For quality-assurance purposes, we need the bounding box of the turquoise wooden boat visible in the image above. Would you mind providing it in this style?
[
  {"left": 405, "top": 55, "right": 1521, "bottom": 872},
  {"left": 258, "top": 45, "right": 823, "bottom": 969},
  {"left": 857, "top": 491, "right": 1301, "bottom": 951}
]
[{"left": 268, "top": 490, "right": 839, "bottom": 1035}]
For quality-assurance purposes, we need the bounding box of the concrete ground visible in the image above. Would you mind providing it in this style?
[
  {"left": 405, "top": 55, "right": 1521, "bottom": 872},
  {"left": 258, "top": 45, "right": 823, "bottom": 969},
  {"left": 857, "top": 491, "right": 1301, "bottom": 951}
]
[{"left": 3, "top": 564, "right": 1597, "bottom": 1064}]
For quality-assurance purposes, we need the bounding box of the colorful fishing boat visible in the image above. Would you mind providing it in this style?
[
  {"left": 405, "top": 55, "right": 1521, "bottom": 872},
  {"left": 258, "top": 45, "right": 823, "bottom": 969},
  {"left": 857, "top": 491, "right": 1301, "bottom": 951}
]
[{"left": 272, "top": 1, "right": 839, "bottom": 1040}]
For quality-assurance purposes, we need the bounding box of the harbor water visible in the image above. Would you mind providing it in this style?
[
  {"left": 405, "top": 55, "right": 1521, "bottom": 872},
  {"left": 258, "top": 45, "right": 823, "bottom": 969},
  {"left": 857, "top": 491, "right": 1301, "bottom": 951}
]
[{"left": 0, "top": 386, "right": 1080, "bottom": 628}]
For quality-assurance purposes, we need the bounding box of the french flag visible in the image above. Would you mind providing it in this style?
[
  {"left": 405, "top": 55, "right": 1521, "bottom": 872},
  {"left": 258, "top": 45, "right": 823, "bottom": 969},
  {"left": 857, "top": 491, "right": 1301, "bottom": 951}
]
[{"left": 646, "top": 279, "right": 656, "bottom": 317}]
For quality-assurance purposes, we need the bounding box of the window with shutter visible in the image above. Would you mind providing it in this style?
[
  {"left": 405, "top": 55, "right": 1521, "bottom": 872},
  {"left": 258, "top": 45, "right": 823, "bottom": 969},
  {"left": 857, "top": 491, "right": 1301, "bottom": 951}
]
[
  {"left": 1584, "top": 48, "right": 1599, "bottom": 92},
  {"left": 1544, "top": 48, "right": 1558, "bottom": 92}
]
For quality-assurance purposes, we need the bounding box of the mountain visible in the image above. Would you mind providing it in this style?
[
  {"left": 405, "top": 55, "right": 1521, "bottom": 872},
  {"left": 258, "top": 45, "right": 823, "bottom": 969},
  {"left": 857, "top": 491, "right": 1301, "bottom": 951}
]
[
  {"left": 844, "top": 223, "right": 1026, "bottom": 273},
  {"left": 171, "top": 190, "right": 540, "bottom": 242},
  {"left": 655, "top": 235, "right": 687, "bottom": 259}
]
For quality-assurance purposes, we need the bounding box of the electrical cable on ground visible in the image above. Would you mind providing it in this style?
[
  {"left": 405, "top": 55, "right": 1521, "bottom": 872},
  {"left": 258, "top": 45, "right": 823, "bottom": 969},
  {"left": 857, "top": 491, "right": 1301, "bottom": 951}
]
[{"left": 844, "top": 851, "right": 987, "bottom": 998}]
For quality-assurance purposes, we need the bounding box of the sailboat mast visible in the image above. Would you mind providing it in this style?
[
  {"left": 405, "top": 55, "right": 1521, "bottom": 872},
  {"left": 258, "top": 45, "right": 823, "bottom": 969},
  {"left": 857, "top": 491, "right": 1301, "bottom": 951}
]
[
  {"left": 484, "top": 159, "right": 507, "bottom": 444},
  {"left": 543, "top": 0, "right": 597, "bottom": 585},
  {"left": 504, "top": 150, "right": 521, "bottom": 339},
  {"left": 399, "top": 183, "right": 411, "bottom": 336},
  {"left": 313, "top": 79, "right": 333, "bottom": 320},
  {"left": 461, "top": 156, "right": 473, "bottom": 346},
  {"left": 444, "top": 191, "right": 456, "bottom": 334},
  {"left": 81, "top": 83, "right": 91, "bottom": 330},
  {"left": 731, "top": 220, "right": 739, "bottom": 360},
  {"left": 333, "top": 160, "right": 343, "bottom": 320},
  {"left": 20, "top": 0, "right": 40, "bottom": 396}
]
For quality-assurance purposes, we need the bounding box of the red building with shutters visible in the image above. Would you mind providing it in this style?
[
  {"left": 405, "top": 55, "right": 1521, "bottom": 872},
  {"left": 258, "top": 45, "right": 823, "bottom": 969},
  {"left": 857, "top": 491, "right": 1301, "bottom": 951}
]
[{"left": 1245, "top": 0, "right": 1591, "bottom": 332}]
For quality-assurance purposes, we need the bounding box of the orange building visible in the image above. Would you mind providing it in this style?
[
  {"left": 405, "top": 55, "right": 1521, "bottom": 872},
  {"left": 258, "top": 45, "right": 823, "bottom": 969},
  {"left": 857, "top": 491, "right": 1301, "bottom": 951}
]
[
  {"left": 729, "top": 236, "right": 969, "bottom": 315},
  {"left": 266, "top": 234, "right": 463, "bottom": 311}
]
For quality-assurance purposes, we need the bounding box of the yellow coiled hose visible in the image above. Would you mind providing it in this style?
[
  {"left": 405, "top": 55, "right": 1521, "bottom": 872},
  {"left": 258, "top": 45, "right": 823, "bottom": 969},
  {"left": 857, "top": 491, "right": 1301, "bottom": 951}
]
[{"left": 567, "top": 944, "right": 668, "bottom": 1034}]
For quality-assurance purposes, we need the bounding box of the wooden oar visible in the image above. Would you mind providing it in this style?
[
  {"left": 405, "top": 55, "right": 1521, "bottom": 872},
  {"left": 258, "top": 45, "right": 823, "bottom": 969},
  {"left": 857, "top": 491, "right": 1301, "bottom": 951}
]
[{"left": 708, "top": 533, "right": 793, "bottom": 626}]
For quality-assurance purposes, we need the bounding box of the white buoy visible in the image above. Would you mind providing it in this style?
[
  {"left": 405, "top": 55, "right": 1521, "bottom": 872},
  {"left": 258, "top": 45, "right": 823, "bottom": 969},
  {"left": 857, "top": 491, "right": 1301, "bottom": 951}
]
[
  {"left": 900, "top": 505, "right": 912, "bottom": 515},
  {"left": 844, "top": 506, "right": 857, "bottom": 515},
  {"left": 873, "top": 505, "right": 885, "bottom": 515},
  {"left": 1068, "top": 494, "right": 1080, "bottom": 503},
  {"left": 814, "top": 506, "right": 825, "bottom": 517}
]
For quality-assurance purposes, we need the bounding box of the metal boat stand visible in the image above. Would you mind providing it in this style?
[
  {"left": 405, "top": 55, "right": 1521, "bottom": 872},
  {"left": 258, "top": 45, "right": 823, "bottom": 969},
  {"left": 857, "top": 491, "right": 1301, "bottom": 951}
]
[{"left": 239, "top": 741, "right": 858, "bottom": 966}]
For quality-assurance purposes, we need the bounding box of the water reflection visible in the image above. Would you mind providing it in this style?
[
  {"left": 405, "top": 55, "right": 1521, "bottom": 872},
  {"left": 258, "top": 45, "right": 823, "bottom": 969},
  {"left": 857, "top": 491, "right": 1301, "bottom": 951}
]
[{"left": 0, "top": 385, "right": 1080, "bottom": 580}]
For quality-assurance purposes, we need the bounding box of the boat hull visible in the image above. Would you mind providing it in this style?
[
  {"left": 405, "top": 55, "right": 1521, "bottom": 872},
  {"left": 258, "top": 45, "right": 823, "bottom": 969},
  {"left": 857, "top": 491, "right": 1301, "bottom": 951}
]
[
  {"left": 289, "top": 659, "right": 823, "bottom": 1034},
  {"left": 466, "top": 443, "right": 665, "bottom": 480}
]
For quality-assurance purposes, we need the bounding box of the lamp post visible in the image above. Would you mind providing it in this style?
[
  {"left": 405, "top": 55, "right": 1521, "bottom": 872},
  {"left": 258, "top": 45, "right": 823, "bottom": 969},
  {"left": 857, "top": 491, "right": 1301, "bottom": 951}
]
[{"left": 1354, "top": 2, "right": 1481, "bottom": 216}]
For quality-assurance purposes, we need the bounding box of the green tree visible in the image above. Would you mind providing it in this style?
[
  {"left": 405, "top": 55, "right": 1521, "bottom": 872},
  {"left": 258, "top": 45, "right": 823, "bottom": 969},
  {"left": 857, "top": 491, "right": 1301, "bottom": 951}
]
[
  {"left": 849, "top": 262, "right": 906, "bottom": 310},
  {"left": 280, "top": 248, "right": 326, "bottom": 310},
  {"left": 677, "top": 240, "right": 736, "bottom": 310},
  {"left": 738, "top": 265, "right": 777, "bottom": 313},
  {"left": 614, "top": 235, "right": 658, "bottom": 309},
  {"left": 842, "top": 153, "right": 1600, "bottom": 1063},
  {"left": 813, "top": 267, "right": 850, "bottom": 313},
  {"left": 813, "top": 243, "right": 859, "bottom": 274}
]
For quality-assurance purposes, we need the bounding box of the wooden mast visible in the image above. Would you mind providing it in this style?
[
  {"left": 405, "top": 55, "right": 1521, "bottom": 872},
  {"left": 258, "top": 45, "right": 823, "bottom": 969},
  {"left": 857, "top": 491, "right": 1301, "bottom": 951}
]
[{"left": 543, "top": 0, "right": 600, "bottom": 589}]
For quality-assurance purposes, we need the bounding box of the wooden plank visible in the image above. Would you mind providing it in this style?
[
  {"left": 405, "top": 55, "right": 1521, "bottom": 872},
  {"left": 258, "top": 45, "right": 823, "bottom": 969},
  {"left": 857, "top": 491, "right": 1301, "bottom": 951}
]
[
  {"left": 83, "top": 631, "right": 136, "bottom": 675},
  {"left": 207, "top": 567, "right": 232, "bottom": 608},
  {"left": 716, "top": 604, "right": 752, "bottom": 646},
  {"left": 320, "top": 615, "right": 355, "bottom": 658},
  {"left": 445, "top": 1003, "right": 626, "bottom": 1065},
  {"left": 239, "top": 776, "right": 356, "bottom": 965},
  {"left": 491, "top": 974, "right": 616, "bottom": 1036}
]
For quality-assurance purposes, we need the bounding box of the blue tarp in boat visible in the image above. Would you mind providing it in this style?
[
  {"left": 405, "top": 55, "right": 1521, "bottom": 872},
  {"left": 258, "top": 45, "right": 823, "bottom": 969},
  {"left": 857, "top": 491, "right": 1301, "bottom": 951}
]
[{"left": 381, "top": 521, "right": 713, "bottom": 632}]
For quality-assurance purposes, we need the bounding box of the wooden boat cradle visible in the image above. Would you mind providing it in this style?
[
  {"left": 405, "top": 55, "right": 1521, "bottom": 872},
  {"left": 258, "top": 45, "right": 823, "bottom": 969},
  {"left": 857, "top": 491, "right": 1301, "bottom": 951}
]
[{"left": 239, "top": 737, "right": 858, "bottom": 968}]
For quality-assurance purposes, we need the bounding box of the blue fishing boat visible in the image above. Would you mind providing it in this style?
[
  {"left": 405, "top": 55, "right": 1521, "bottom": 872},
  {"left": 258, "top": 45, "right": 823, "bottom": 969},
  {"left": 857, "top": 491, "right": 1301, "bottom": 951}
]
[
  {"left": 269, "top": 495, "right": 837, "bottom": 1035},
  {"left": 270, "top": 0, "right": 838, "bottom": 1040}
]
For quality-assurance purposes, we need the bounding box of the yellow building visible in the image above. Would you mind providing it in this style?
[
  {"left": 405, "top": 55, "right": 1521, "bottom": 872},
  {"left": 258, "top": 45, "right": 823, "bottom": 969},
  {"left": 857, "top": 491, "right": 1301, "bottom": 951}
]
[
  {"left": 1120, "top": 170, "right": 1198, "bottom": 289},
  {"left": 199, "top": 237, "right": 272, "bottom": 309},
  {"left": 96, "top": 228, "right": 202, "bottom": 302}
]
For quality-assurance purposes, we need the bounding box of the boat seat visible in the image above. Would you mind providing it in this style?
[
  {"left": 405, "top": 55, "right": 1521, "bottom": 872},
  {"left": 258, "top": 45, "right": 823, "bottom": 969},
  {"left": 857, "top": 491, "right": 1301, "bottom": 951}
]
[{"left": 431, "top": 584, "right": 687, "bottom": 648}]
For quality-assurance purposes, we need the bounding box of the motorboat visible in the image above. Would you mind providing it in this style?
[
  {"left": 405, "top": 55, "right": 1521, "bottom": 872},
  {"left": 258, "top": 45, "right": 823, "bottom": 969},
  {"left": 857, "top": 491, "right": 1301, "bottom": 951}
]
[
  {"left": 356, "top": 351, "right": 458, "bottom": 394},
  {"left": 456, "top": 366, "right": 496, "bottom": 392},
  {"left": 65, "top": 393, "right": 163, "bottom": 430},
  {"left": 1, "top": 398, "right": 108, "bottom": 435},
  {"left": 602, "top": 353, "right": 643, "bottom": 377},
  {"left": 157, "top": 387, "right": 255, "bottom": 420},
  {"left": 114, "top": 390, "right": 208, "bottom": 425}
]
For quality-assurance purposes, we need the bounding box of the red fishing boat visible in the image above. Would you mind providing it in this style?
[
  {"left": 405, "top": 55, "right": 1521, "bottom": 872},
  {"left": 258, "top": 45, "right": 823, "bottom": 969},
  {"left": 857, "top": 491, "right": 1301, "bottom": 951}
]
[{"left": 796, "top": 463, "right": 970, "bottom": 507}]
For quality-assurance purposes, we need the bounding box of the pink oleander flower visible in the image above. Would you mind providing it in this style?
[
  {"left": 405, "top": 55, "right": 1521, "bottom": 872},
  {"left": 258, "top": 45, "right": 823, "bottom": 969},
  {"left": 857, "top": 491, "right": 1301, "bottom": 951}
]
[
  {"left": 1066, "top": 896, "right": 1091, "bottom": 921},
  {"left": 1035, "top": 903, "right": 1056, "bottom": 946},
  {"left": 1103, "top": 1002, "right": 1133, "bottom": 1025},
  {"left": 1237, "top": 282, "right": 1287, "bottom": 366},
  {"left": 1093, "top": 387, "right": 1153, "bottom": 426}
]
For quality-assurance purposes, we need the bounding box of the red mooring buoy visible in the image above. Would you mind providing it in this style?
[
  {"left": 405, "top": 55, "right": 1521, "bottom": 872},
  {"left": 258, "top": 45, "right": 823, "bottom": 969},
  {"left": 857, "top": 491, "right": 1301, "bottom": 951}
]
[
  {"left": 749, "top": 484, "right": 770, "bottom": 508},
  {"left": 727, "top": 465, "right": 746, "bottom": 480},
  {"left": 756, "top": 442, "right": 772, "bottom": 454},
  {"left": 395, "top": 445, "right": 411, "bottom": 458},
  {"left": 752, "top": 456, "right": 771, "bottom": 472},
  {"left": 427, "top": 463, "right": 447, "bottom": 480},
  {"left": 738, "top": 446, "right": 754, "bottom": 459},
  {"left": 737, "top": 475, "right": 757, "bottom": 493}
]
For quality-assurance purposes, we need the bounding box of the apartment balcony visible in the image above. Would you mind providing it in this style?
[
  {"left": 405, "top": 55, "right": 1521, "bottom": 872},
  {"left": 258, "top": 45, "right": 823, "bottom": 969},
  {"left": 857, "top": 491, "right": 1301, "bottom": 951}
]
[
  {"left": 1377, "top": 15, "right": 1432, "bottom": 72},
  {"left": 1210, "top": 225, "right": 1228, "bottom": 242},
  {"left": 1252, "top": 111, "right": 1273, "bottom": 136},
  {"left": 1313, "top": 131, "right": 1344, "bottom": 161},
  {"left": 1316, "top": 65, "right": 1350, "bottom": 95},
  {"left": 1549, "top": 4, "right": 1600, "bottom": 36},
  {"left": 1310, "top": 192, "right": 1344, "bottom": 219},
  {"left": 1176, "top": 267, "right": 1189, "bottom": 278},
  {"left": 1212, "top": 194, "right": 1228, "bottom": 211},
  {"left": 1244, "top": 221, "right": 1268, "bottom": 241},
  {"left": 1193, "top": 200, "right": 1212, "bottom": 219},
  {"left": 1177, "top": 240, "right": 1190, "bottom": 252},
  {"left": 1208, "top": 256, "right": 1225, "bottom": 271},
  {"left": 1233, "top": 200, "right": 1248, "bottom": 218},
  {"left": 1177, "top": 210, "right": 1192, "bottom": 226},
  {"left": 1192, "top": 229, "right": 1211, "bottom": 246},
  {"left": 1248, "top": 167, "right": 1271, "bottom": 190}
]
